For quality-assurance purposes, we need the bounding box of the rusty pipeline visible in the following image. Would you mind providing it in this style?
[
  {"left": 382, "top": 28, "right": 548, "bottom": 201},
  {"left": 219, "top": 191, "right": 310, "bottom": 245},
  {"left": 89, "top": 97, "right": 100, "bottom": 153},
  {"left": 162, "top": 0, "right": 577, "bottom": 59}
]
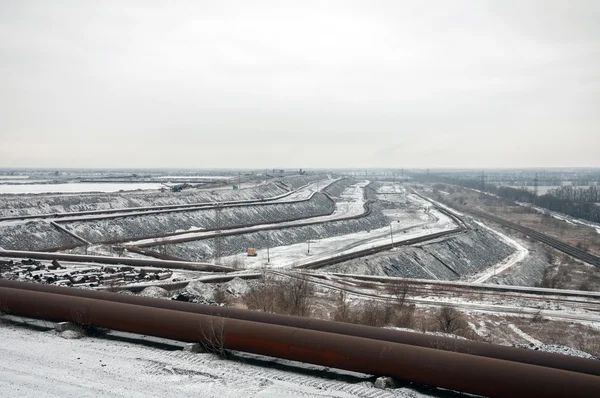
[
  {"left": 0, "top": 286, "right": 599, "bottom": 397},
  {"left": 2, "top": 279, "right": 599, "bottom": 378}
]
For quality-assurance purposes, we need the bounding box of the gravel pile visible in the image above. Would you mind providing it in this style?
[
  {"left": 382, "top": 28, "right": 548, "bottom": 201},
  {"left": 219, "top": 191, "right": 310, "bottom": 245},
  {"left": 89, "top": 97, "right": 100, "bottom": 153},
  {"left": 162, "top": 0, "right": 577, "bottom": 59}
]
[
  {"left": 514, "top": 343, "right": 597, "bottom": 359},
  {"left": 0, "top": 221, "right": 79, "bottom": 251}
]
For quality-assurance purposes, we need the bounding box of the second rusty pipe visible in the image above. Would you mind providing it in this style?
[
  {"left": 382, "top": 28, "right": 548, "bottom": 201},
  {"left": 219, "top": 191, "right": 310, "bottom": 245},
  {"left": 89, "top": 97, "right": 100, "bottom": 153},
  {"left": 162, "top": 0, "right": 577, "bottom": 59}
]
[
  {"left": 0, "top": 286, "right": 599, "bottom": 398},
  {"left": 1, "top": 279, "right": 599, "bottom": 377}
]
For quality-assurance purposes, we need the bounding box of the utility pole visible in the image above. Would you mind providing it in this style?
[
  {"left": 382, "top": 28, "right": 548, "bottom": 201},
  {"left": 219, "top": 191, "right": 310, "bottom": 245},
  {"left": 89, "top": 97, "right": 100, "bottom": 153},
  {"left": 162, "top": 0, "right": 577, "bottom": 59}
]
[
  {"left": 267, "top": 237, "right": 270, "bottom": 263},
  {"left": 390, "top": 222, "right": 394, "bottom": 246},
  {"left": 238, "top": 171, "right": 241, "bottom": 187},
  {"left": 307, "top": 239, "right": 311, "bottom": 254},
  {"left": 480, "top": 171, "right": 485, "bottom": 192},
  {"left": 533, "top": 173, "right": 539, "bottom": 198},
  {"left": 214, "top": 204, "right": 222, "bottom": 264}
]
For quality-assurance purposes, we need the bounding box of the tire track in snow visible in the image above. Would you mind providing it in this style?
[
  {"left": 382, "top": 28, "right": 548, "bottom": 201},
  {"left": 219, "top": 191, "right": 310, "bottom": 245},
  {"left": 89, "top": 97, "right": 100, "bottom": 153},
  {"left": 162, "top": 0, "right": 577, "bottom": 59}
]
[{"left": 126, "top": 343, "right": 401, "bottom": 398}]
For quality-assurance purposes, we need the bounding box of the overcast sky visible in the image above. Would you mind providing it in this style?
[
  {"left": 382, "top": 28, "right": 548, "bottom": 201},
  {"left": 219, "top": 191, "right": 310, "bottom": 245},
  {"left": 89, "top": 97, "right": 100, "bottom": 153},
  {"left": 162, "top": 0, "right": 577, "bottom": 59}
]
[{"left": 1, "top": 1, "right": 598, "bottom": 169}]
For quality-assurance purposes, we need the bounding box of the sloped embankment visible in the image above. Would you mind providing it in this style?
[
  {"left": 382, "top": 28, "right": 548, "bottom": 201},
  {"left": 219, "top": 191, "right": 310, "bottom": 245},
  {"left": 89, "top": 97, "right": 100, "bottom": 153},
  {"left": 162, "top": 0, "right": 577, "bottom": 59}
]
[
  {"left": 323, "top": 228, "right": 514, "bottom": 281},
  {"left": 61, "top": 192, "right": 335, "bottom": 244},
  {"left": 0, "top": 182, "right": 289, "bottom": 218},
  {"left": 0, "top": 221, "right": 79, "bottom": 251},
  {"left": 159, "top": 185, "right": 389, "bottom": 262},
  {"left": 276, "top": 174, "right": 325, "bottom": 190},
  {"left": 0, "top": 173, "right": 329, "bottom": 218},
  {"left": 322, "top": 178, "right": 355, "bottom": 198}
]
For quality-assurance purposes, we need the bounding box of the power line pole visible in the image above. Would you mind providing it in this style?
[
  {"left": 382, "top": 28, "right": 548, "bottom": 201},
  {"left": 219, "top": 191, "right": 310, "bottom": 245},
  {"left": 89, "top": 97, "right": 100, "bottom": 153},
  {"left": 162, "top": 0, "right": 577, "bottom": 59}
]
[
  {"left": 266, "top": 235, "right": 270, "bottom": 263},
  {"left": 480, "top": 171, "right": 485, "bottom": 192},
  {"left": 390, "top": 222, "right": 394, "bottom": 246},
  {"left": 214, "top": 204, "right": 222, "bottom": 264}
]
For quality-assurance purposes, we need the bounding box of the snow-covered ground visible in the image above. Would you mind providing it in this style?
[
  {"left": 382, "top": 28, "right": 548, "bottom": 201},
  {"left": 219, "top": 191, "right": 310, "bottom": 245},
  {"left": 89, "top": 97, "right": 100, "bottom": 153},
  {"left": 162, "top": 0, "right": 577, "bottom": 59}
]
[
  {"left": 223, "top": 194, "right": 456, "bottom": 270},
  {"left": 376, "top": 183, "right": 405, "bottom": 194},
  {"left": 0, "top": 324, "right": 420, "bottom": 398}
]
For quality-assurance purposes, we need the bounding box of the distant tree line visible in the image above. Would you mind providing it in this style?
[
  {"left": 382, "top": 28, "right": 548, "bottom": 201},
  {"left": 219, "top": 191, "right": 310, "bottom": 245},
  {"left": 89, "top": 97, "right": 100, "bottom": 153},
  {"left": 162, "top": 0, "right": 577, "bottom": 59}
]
[{"left": 416, "top": 174, "right": 600, "bottom": 224}]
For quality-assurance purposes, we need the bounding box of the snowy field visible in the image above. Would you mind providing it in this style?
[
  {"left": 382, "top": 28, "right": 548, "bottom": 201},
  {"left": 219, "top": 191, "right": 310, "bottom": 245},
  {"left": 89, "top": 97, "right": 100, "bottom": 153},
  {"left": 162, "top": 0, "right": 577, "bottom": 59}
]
[{"left": 0, "top": 324, "right": 421, "bottom": 398}]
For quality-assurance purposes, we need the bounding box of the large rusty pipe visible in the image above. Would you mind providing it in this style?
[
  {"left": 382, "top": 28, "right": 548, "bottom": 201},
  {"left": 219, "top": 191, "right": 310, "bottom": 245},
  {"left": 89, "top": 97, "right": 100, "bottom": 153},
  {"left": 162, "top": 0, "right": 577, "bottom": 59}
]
[
  {"left": 2, "top": 279, "right": 599, "bottom": 377},
  {"left": 0, "top": 287, "right": 598, "bottom": 397}
]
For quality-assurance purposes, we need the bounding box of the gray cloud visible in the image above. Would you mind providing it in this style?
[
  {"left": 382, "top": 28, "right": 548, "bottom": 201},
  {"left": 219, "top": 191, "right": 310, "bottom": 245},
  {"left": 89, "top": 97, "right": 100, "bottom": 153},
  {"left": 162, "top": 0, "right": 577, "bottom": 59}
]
[{"left": 1, "top": 0, "right": 599, "bottom": 168}]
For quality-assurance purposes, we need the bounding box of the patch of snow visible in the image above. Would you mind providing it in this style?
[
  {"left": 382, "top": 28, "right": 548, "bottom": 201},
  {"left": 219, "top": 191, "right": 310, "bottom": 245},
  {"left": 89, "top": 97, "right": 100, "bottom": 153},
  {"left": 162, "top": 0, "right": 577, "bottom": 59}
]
[
  {"left": 385, "top": 326, "right": 467, "bottom": 340},
  {"left": 507, "top": 324, "right": 542, "bottom": 345},
  {"left": 468, "top": 320, "right": 490, "bottom": 338},
  {"left": 1, "top": 325, "right": 408, "bottom": 397}
]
